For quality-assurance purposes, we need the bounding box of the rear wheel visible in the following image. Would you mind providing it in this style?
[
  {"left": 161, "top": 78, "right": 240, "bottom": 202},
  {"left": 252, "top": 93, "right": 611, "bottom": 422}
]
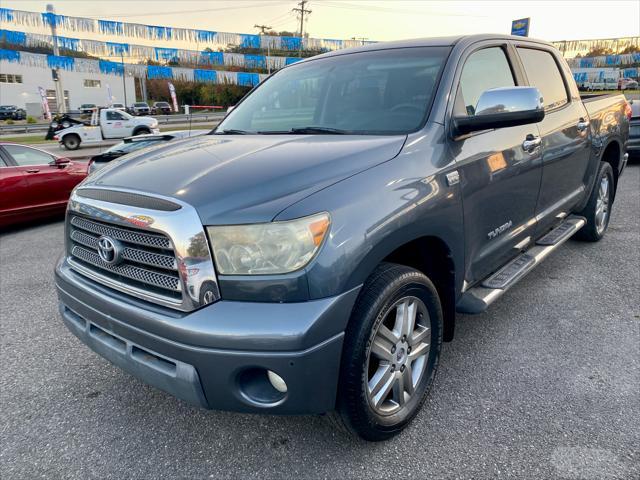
[
  {"left": 62, "top": 134, "right": 80, "bottom": 150},
  {"left": 334, "top": 263, "right": 442, "bottom": 441},
  {"left": 575, "top": 162, "right": 614, "bottom": 242}
]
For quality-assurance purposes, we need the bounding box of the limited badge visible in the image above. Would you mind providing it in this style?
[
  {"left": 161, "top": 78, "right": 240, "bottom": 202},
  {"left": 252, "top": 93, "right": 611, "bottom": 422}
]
[{"left": 127, "top": 215, "right": 155, "bottom": 228}]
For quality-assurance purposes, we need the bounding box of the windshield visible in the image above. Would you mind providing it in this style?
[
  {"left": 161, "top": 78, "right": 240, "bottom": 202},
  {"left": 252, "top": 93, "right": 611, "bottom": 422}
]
[
  {"left": 135, "top": 103, "right": 148, "bottom": 107},
  {"left": 217, "top": 47, "right": 449, "bottom": 135}
]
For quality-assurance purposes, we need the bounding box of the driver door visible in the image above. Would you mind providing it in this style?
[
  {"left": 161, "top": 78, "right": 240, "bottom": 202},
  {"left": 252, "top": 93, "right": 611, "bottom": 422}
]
[
  {"left": 447, "top": 44, "right": 543, "bottom": 284},
  {"left": 103, "top": 110, "right": 131, "bottom": 138}
]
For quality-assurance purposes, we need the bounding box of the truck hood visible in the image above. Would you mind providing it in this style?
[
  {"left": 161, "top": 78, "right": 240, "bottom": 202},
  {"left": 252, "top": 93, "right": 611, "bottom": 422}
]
[{"left": 85, "top": 134, "right": 406, "bottom": 224}]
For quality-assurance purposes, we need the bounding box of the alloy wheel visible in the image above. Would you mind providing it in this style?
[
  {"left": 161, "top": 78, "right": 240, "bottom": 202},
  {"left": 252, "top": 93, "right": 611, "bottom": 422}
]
[
  {"left": 366, "top": 296, "right": 431, "bottom": 415},
  {"left": 595, "top": 175, "right": 610, "bottom": 235}
]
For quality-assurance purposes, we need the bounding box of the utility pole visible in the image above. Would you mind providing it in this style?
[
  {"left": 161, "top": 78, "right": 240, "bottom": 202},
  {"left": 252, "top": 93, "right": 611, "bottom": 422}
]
[
  {"left": 254, "top": 24, "right": 272, "bottom": 75},
  {"left": 46, "top": 4, "right": 66, "bottom": 113},
  {"left": 292, "top": 0, "right": 311, "bottom": 58}
]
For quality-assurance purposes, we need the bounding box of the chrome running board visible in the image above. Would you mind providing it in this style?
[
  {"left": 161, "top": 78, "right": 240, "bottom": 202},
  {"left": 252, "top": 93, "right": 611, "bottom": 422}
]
[{"left": 456, "top": 215, "right": 586, "bottom": 314}]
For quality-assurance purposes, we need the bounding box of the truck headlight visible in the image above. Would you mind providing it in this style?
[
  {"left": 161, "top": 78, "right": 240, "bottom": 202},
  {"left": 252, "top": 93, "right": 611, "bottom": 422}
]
[{"left": 206, "top": 213, "right": 330, "bottom": 275}]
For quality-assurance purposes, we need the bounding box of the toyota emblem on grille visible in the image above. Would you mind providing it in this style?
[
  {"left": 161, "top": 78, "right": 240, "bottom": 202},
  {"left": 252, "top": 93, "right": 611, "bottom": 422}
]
[{"left": 97, "top": 236, "right": 122, "bottom": 265}]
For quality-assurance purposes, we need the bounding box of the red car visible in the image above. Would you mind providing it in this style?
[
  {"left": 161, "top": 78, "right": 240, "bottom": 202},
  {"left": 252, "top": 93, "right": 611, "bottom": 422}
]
[{"left": 0, "top": 143, "right": 88, "bottom": 228}]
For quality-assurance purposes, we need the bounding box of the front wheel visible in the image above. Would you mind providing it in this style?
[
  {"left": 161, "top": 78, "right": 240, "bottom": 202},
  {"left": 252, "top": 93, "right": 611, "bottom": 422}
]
[
  {"left": 574, "top": 162, "right": 614, "bottom": 242},
  {"left": 334, "top": 263, "right": 443, "bottom": 441}
]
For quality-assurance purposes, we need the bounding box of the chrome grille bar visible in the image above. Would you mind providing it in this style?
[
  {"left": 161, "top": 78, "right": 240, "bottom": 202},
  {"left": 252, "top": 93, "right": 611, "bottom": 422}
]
[
  {"left": 70, "top": 229, "right": 177, "bottom": 271},
  {"left": 71, "top": 245, "right": 181, "bottom": 293},
  {"left": 70, "top": 216, "right": 172, "bottom": 250}
]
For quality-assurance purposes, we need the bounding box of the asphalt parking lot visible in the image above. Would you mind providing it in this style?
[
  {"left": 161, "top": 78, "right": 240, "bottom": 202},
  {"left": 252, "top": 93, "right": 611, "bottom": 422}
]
[{"left": 1, "top": 164, "right": 638, "bottom": 479}]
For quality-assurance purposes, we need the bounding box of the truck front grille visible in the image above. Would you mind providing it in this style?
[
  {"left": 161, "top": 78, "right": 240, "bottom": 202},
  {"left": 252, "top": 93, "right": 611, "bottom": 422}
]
[{"left": 68, "top": 215, "right": 181, "bottom": 302}]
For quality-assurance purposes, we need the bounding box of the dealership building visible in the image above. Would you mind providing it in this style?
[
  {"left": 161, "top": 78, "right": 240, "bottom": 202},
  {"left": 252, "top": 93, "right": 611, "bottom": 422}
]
[{"left": 0, "top": 57, "right": 134, "bottom": 115}]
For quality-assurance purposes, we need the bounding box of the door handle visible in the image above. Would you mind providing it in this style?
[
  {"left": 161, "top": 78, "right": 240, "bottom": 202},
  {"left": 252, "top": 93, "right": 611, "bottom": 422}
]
[
  {"left": 26, "top": 169, "right": 40, "bottom": 173},
  {"left": 522, "top": 134, "right": 541, "bottom": 153},
  {"left": 577, "top": 118, "right": 590, "bottom": 132}
]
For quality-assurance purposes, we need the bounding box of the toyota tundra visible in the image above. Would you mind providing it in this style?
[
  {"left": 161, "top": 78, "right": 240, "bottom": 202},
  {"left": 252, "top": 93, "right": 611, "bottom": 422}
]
[{"left": 55, "top": 34, "right": 630, "bottom": 441}]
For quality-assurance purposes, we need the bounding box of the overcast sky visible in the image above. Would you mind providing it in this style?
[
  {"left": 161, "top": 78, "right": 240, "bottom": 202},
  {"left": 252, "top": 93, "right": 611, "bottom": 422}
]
[{"left": 3, "top": 0, "right": 639, "bottom": 42}]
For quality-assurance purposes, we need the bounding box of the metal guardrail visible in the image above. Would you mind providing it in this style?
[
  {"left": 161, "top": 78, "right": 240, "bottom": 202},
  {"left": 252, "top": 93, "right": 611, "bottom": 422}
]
[{"left": 0, "top": 112, "right": 226, "bottom": 135}]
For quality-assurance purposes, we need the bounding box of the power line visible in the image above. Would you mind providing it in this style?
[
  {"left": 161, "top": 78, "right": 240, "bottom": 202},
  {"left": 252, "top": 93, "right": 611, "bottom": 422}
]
[{"left": 292, "top": 0, "right": 311, "bottom": 57}]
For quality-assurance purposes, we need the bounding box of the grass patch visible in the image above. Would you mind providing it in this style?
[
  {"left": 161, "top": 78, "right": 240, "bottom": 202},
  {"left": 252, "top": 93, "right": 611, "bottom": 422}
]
[{"left": 0, "top": 135, "right": 55, "bottom": 145}]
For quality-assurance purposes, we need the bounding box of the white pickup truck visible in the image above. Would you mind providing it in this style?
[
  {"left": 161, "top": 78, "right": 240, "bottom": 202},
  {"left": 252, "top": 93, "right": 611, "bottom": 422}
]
[{"left": 54, "top": 108, "right": 159, "bottom": 150}]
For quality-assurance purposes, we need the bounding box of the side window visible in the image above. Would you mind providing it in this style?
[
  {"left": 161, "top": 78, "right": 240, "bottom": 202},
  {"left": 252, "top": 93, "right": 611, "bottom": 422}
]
[
  {"left": 456, "top": 47, "right": 515, "bottom": 116},
  {"left": 0, "top": 157, "right": 7, "bottom": 167},
  {"left": 517, "top": 48, "right": 568, "bottom": 111},
  {"left": 4, "top": 145, "right": 54, "bottom": 166},
  {"left": 106, "top": 111, "right": 125, "bottom": 121}
]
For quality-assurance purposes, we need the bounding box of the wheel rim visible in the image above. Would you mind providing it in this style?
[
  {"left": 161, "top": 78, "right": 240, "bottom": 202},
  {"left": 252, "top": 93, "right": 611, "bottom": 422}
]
[
  {"left": 366, "top": 296, "right": 431, "bottom": 415},
  {"left": 595, "top": 175, "right": 610, "bottom": 235}
]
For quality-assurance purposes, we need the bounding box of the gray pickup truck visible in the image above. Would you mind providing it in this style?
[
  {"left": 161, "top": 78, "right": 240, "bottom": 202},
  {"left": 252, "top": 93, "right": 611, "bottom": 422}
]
[{"left": 55, "top": 34, "right": 630, "bottom": 441}]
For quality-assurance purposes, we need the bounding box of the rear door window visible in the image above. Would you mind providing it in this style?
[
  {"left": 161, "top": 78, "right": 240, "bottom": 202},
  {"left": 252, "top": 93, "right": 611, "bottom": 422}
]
[
  {"left": 517, "top": 48, "right": 569, "bottom": 111},
  {"left": 456, "top": 47, "right": 516, "bottom": 116}
]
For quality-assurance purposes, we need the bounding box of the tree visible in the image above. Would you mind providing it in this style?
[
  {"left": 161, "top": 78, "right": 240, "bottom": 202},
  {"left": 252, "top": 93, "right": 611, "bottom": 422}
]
[
  {"left": 620, "top": 45, "right": 640, "bottom": 54},
  {"left": 585, "top": 46, "right": 613, "bottom": 57}
]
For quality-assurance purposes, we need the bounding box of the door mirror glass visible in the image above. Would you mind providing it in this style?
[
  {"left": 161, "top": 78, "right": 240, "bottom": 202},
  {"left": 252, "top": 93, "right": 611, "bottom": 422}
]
[{"left": 453, "top": 86, "right": 544, "bottom": 135}]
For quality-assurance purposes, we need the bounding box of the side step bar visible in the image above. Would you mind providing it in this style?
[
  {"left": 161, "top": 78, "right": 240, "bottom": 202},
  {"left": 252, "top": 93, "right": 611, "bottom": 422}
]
[{"left": 456, "top": 215, "right": 586, "bottom": 314}]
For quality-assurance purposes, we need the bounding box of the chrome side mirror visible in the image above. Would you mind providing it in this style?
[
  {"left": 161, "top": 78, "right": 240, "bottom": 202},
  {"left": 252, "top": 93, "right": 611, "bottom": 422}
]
[{"left": 454, "top": 86, "right": 545, "bottom": 135}]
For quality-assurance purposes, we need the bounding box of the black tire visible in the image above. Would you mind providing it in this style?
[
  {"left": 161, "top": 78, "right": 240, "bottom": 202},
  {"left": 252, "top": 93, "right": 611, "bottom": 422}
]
[
  {"left": 574, "top": 162, "right": 615, "bottom": 242},
  {"left": 334, "top": 263, "right": 443, "bottom": 441},
  {"left": 133, "top": 128, "right": 151, "bottom": 136},
  {"left": 62, "top": 134, "right": 81, "bottom": 150}
]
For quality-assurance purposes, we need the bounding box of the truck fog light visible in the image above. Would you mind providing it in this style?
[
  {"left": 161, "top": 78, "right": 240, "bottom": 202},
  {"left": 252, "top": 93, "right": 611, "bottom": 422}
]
[{"left": 267, "top": 370, "right": 287, "bottom": 393}]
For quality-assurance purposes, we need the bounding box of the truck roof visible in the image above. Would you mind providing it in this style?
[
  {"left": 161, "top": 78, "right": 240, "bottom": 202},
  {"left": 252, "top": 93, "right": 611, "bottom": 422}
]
[{"left": 301, "top": 34, "right": 554, "bottom": 62}]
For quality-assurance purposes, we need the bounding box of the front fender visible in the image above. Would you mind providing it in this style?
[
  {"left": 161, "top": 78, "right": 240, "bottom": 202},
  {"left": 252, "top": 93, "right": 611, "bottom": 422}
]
[{"left": 275, "top": 125, "right": 465, "bottom": 300}]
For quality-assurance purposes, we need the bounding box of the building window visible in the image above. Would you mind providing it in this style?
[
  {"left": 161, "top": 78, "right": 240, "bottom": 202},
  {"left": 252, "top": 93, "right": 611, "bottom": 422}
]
[
  {"left": 83, "top": 79, "right": 101, "bottom": 88},
  {"left": 0, "top": 74, "right": 23, "bottom": 83}
]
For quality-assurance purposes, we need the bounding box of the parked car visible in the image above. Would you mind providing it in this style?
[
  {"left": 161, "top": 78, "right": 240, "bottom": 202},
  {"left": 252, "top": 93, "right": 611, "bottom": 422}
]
[
  {"left": 628, "top": 101, "right": 640, "bottom": 159},
  {"left": 55, "top": 34, "right": 630, "bottom": 441},
  {"left": 54, "top": 108, "right": 159, "bottom": 150},
  {"left": 0, "top": 105, "right": 27, "bottom": 120},
  {"left": 0, "top": 143, "right": 88, "bottom": 228},
  {"left": 152, "top": 101, "right": 172, "bottom": 115},
  {"left": 88, "top": 129, "right": 209, "bottom": 174},
  {"left": 130, "top": 102, "right": 151, "bottom": 116},
  {"left": 618, "top": 78, "right": 639, "bottom": 90},
  {"left": 111, "top": 103, "right": 126, "bottom": 111},
  {"left": 79, "top": 104, "right": 97, "bottom": 115}
]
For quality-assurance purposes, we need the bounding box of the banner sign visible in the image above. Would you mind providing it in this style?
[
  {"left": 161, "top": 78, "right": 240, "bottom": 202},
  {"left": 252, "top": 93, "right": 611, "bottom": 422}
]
[
  {"left": 168, "top": 82, "right": 178, "bottom": 113},
  {"left": 37, "top": 86, "right": 51, "bottom": 120},
  {"left": 511, "top": 18, "right": 530, "bottom": 37}
]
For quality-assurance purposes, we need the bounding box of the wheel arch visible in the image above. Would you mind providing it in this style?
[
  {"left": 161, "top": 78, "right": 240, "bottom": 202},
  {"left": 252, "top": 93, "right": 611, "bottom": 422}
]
[
  {"left": 347, "top": 234, "right": 459, "bottom": 342},
  {"left": 599, "top": 138, "right": 622, "bottom": 192}
]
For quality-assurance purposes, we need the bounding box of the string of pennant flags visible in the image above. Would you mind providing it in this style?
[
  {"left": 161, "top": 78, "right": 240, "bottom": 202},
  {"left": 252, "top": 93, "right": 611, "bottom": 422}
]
[
  {"left": 0, "top": 48, "right": 269, "bottom": 87},
  {"left": 0, "top": 28, "right": 303, "bottom": 70},
  {"left": 0, "top": 7, "right": 373, "bottom": 53}
]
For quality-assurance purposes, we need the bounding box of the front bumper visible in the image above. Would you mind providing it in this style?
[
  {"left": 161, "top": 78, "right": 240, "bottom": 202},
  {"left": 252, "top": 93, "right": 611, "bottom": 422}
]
[{"left": 55, "top": 257, "right": 359, "bottom": 414}]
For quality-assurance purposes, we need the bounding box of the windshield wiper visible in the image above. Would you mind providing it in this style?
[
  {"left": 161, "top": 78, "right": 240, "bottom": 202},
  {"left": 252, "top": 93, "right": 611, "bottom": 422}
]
[
  {"left": 289, "top": 126, "right": 348, "bottom": 134},
  {"left": 214, "top": 129, "right": 251, "bottom": 135}
]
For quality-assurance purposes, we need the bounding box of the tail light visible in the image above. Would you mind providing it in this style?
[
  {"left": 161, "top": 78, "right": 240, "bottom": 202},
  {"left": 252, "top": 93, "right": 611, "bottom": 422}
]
[{"left": 624, "top": 101, "right": 632, "bottom": 120}]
